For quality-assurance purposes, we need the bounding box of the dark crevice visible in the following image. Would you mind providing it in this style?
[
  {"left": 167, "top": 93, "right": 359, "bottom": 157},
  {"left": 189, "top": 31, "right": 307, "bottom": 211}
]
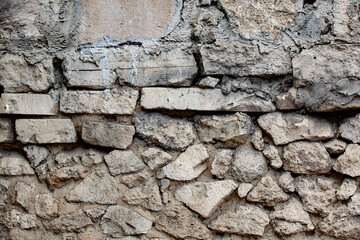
[
  {"left": 303, "top": 0, "right": 317, "bottom": 6},
  {"left": 0, "top": 85, "right": 3, "bottom": 98},
  {"left": 191, "top": 46, "right": 204, "bottom": 86}
]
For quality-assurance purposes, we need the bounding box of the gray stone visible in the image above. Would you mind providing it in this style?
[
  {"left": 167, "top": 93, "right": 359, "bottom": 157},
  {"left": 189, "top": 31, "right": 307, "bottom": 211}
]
[
  {"left": 60, "top": 89, "right": 138, "bottom": 114},
  {"left": 263, "top": 145, "right": 283, "bottom": 169},
  {"left": 211, "top": 149, "right": 234, "bottom": 179},
  {"left": 160, "top": 144, "right": 209, "bottom": 181},
  {"left": 122, "top": 183, "right": 162, "bottom": 211},
  {"left": 3, "top": 209, "right": 38, "bottom": 230},
  {"left": 23, "top": 145, "right": 49, "bottom": 168},
  {"left": 35, "top": 193, "right": 59, "bottom": 220},
  {"left": 141, "top": 87, "right": 276, "bottom": 112},
  {"left": 66, "top": 170, "right": 120, "bottom": 204},
  {"left": 16, "top": 119, "right": 77, "bottom": 144},
  {"left": 340, "top": 113, "right": 360, "bottom": 143},
  {"left": 337, "top": 178, "right": 357, "bottom": 201},
  {"left": 82, "top": 121, "right": 135, "bottom": 149},
  {"left": 85, "top": 208, "right": 106, "bottom": 220},
  {"left": 199, "top": 76, "right": 220, "bottom": 88},
  {"left": 237, "top": 183, "right": 253, "bottom": 198},
  {"left": 0, "top": 118, "right": 14, "bottom": 143},
  {"left": 334, "top": 144, "right": 360, "bottom": 177},
  {"left": 0, "top": 151, "right": 34, "bottom": 176},
  {"left": 134, "top": 112, "right": 196, "bottom": 151},
  {"left": 13, "top": 182, "right": 35, "bottom": 211},
  {"left": 80, "top": 148, "right": 104, "bottom": 167},
  {"left": 283, "top": 141, "right": 332, "bottom": 174},
  {"left": 45, "top": 210, "right": 92, "bottom": 232},
  {"left": 278, "top": 172, "right": 295, "bottom": 193},
  {"left": 104, "top": 150, "right": 145, "bottom": 176},
  {"left": 0, "top": 179, "right": 10, "bottom": 209},
  {"left": 101, "top": 206, "right": 152, "bottom": 236},
  {"left": 324, "top": 139, "right": 347, "bottom": 155},
  {"left": 258, "top": 112, "right": 334, "bottom": 145},
  {"left": 141, "top": 147, "right": 172, "bottom": 170},
  {"left": 119, "top": 169, "right": 152, "bottom": 188},
  {"left": 276, "top": 87, "right": 298, "bottom": 110},
  {"left": 174, "top": 180, "right": 238, "bottom": 218},
  {"left": 251, "top": 127, "right": 265, "bottom": 151}
]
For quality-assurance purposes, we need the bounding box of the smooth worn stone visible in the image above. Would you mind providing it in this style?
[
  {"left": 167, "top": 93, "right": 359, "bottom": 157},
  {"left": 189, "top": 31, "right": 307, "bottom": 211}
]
[
  {"left": 35, "top": 193, "right": 59, "bottom": 220},
  {"left": 247, "top": 175, "right": 290, "bottom": 207},
  {"left": 160, "top": 144, "right": 209, "bottom": 181},
  {"left": 13, "top": 182, "right": 34, "bottom": 211},
  {"left": 45, "top": 210, "right": 92, "bottom": 232},
  {"left": 101, "top": 206, "right": 152, "bottom": 237},
  {"left": 16, "top": 119, "right": 77, "bottom": 144},
  {"left": 134, "top": 112, "right": 196, "bottom": 151},
  {"left": 283, "top": 141, "right": 333, "bottom": 174},
  {"left": 324, "top": 139, "right": 347, "bottom": 155},
  {"left": 60, "top": 89, "right": 138, "bottom": 115},
  {"left": 199, "top": 41, "right": 292, "bottom": 77},
  {"left": 196, "top": 113, "right": 254, "bottom": 147},
  {"left": 141, "top": 88, "right": 276, "bottom": 112},
  {"left": 0, "top": 118, "right": 14, "bottom": 143},
  {"left": 340, "top": 113, "right": 360, "bottom": 143},
  {"left": 258, "top": 112, "right": 334, "bottom": 145},
  {"left": 263, "top": 145, "right": 283, "bottom": 169},
  {"left": 198, "top": 76, "right": 220, "bottom": 88},
  {"left": 337, "top": 178, "right": 358, "bottom": 201},
  {"left": 141, "top": 147, "right": 173, "bottom": 170},
  {"left": 23, "top": 145, "right": 49, "bottom": 168},
  {"left": 0, "top": 94, "right": 58, "bottom": 115},
  {"left": 270, "top": 198, "right": 314, "bottom": 236},
  {"left": 122, "top": 183, "right": 162, "bottom": 211},
  {"left": 279, "top": 172, "right": 296, "bottom": 193},
  {"left": 174, "top": 180, "right": 238, "bottom": 218},
  {"left": 82, "top": 121, "right": 135, "bottom": 149},
  {"left": 104, "top": 150, "right": 145, "bottom": 176},
  {"left": 208, "top": 203, "right": 270, "bottom": 236},
  {"left": 211, "top": 149, "right": 234, "bottom": 179},
  {"left": 237, "top": 183, "right": 253, "bottom": 198},
  {"left": 156, "top": 205, "right": 211, "bottom": 240},
  {"left": 0, "top": 151, "right": 34, "bottom": 176},
  {"left": 232, "top": 144, "right": 267, "bottom": 182},
  {"left": 334, "top": 144, "right": 360, "bottom": 177},
  {"left": 66, "top": 170, "right": 120, "bottom": 204}
]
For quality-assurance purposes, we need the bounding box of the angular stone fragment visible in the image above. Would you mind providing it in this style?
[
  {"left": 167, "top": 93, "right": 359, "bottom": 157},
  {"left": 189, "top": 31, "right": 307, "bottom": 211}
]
[
  {"left": 134, "top": 112, "right": 196, "bottom": 151},
  {"left": 85, "top": 208, "right": 106, "bottom": 220},
  {"left": 247, "top": 175, "right": 290, "bottom": 207},
  {"left": 141, "top": 88, "right": 276, "bottom": 112},
  {"left": 80, "top": 148, "right": 105, "bottom": 167},
  {"left": 3, "top": 209, "right": 38, "bottom": 230},
  {"left": 279, "top": 172, "right": 295, "bottom": 193},
  {"left": 14, "top": 182, "right": 34, "bottom": 211},
  {"left": 82, "top": 121, "right": 135, "bottom": 149},
  {"left": 276, "top": 87, "right": 298, "bottom": 110},
  {"left": 60, "top": 89, "right": 138, "bottom": 114},
  {"left": 283, "top": 141, "right": 332, "bottom": 174},
  {"left": 263, "top": 145, "right": 283, "bottom": 169},
  {"left": 175, "top": 180, "right": 238, "bottom": 218},
  {"left": 16, "top": 119, "right": 77, "bottom": 144},
  {"left": 0, "top": 94, "right": 58, "bottom": 115},
  {"left": 334, "top": 144, "right": 360, "bottom": 177},
  {"left": 211, "top": 149, "right": 233, "bottom": 179},
  {"left": 45, "top": 210, "right": 92, "bottom": 232},
  {"left": 208, "top": 203, "right": 269, "bottom": 236},
  {"left": 196, "top": 113, "right": 254, "bottom": 147},
  {"left": 251, "top": 127, "right": 265, "bottom": 151},
  {"left": 324, "top": 139, "right": 347, "bottom": 155},
  {"left": 340, "top": 113, "right": 360, "bottom": 143},
  {"left": 337, "top": 178, "right": 357, "bottom": 201},
  {"left": 23, "top": 145, "right": 49, "bottom": 168},
  {"left": 0, "top": 151, "right": 34, "bottom": 176},
  {"left": 271, "top": 198, "right": 314, "bottom": 236},
  {"left": 199, "top": 76, "right": 220, "bottom": 88},
  {"left": 122, "top": 183, "right": 162, "bottom": 211},
  {"left": 0, "top": 179, "right": 10, "bottom": 209},
  {"left": 258, "top": 112, "right": 334, "bottom": 145},
  {"left": 156, "top": 205, "right": 210, "bottom": 239},
  {"left": 200, "top": 41, "right": 292, "bottom": 77},
  {"left": 141, "top": 147, "right": 172, "bottom": 170},
  {"left": 66, "top": 170, "right": 120, "bottom": 204},
  {"left": 101, "top": 206, "right": 152, "bottom": 236},
  {"left": 232, "top": 144, "right": 267, "bottom": 182},
  {"left": 119, "top": 169, "right": 152, "bottom": 188},
  {"left": 237, "top": 183, "right": 253, "bottom": 198},
  {"left": 104, "top": 150, "right": 145, "bottom": 176},
  {"left": 160, "top": 144, "right": 208, "bottom": 181},
  {"left": 0, "top": 118, "right": 14, "bottom": 143},
  {"left": 35, "top": 193, "right": 59, "bottom": 220}
]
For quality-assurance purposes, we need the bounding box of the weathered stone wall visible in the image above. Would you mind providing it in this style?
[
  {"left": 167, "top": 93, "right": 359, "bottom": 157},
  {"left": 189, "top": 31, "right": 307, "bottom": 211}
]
[{"left": 1, "top": 0, "right": 360, "bottom": 239}]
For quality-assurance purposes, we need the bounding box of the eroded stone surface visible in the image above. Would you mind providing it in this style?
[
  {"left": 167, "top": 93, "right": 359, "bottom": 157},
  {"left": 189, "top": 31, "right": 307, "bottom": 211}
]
[
  {"left": 122, "top": 183, "right": 162, "bottom": 211},
  {"left": 263, "top": 145, "right": 283, "bottom": 169},
  {"left": 337, "top": 178, "right": 358, "bottom": 201},
  {"left": 324, "top": 139, "right": 347, "bottom": 155},
  {"left": 237, "top": 183, "right": 253, "bottom": 198},
  {"left": 340, "top": 113, "right": 360, "bottom": 143},
  {"left": 141, "top": 147, "right": 172, "bottom": 170},
  {"left": 0, "top": 118, "right": 14, "bottom": 143},
  {"left": 45, "top": 210, "right": 92, "bottom": 232},
  {"left": 279, "top": 172, "right": 295, "bottom": 193},
  {"left": 334, "top": 144, "right": 360, "bottom": 177},
  {"left": 0, "top": 151, "right": 34, "bottom": 176},
  {"left": 14, "top": 182, "right": 34, "bottom": 211},
  {"left": 104, "top": 150, "right": 145, "bottom": 176},
  {"left": 35, "top": 193, "right": 59, "bottom": 220},
  {"left": 211, "top": 149, "right": 233, "bottom": 179},
  {"left": 23, "top": 145, "right": 49, "bottom": 168},
  {"left": 198, "top": 76, "right": 220, "bottom": 88}
]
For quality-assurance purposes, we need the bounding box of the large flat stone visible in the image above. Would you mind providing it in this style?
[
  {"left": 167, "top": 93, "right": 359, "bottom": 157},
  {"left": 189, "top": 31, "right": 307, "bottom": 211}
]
[
  {"left": 0, "top": 94, "right": 58, "bottom": 115},
  {"left": 334, "top": 144, "right": 360, "bottom": 177},
  {"left": 0, "top": 118, "right": 14, "bottom": 143},
  {"left": 141, "top": 88, "right": 276, "bottom": 112},
  {"left": 60, "top": 89, "right": 138, "bottom": 114}
]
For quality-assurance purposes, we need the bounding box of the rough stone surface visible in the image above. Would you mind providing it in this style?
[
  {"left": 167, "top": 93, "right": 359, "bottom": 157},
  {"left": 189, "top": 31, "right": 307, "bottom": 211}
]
[
  {"left": 258, "top": 112, "right": 334, "bottom": 145},
  {"left": 104, "top": 150, "right": 145, "bottom": 176},
  {"left": 119, "top": 169, "right": 152, "bottom": 188},
  {"left": 34, "top": 193, "right": 59, "bottom": 220},
  {"left": 174, "top": 180, "right": 238, "bottom": 218},
  {"left": 60, "top": 90, "right": 138, "bottom": 114},
  {"left": 324, "top": 139, "right": 347, "bottom": 155},
  {"left": 199, "top": 76, "right": 220, "bottom": 88},
  {"left": 140, "top": 147, "right": 172, "bottom": 170},
  {"left": 251, "top": 127, "right": 265, "bottom": 151},
  {"left": 279, "top": 172, "right": 296, "bottom": 193},
  {"left": 337, "top": 178, "right": 358, "bottom": 201},
  {"left": 134, "top": 112, "right": 196, "bottom": 151},
  {"left": 82, "top": 121, "right": 135, "bottom": 149},
  {"left": 122, "top": 183, "right": 162, "bottom": 211},
  {"left": 211, "top": 149, "right": 233, "bottom": 179},
  {"left": 237, "top": 183, "right": 253, "bottom": 198},
  {"left": 0, "top": 118, "right": 14, "bottom": 143},
  {"left": 334, "top": 144, "right": 360, "bottom": 177},
  {"left": 45, "top": 210, "right": 92, "bottom": 232},
  {"left": 13, "top": 182, "right": 34, "bottom": 211},
  {"left": 3, "top": 209, "right": 38, "bottom": 230},
  {"left": 340, "top": 113, "right": 360, "bottom": 143},
  {"left": 23, "top": 145, "right": 49, "bottom": 168},
  {"left": 276, "top": 87, "right": 298, "bottom": 110},
  {"left": 263, "top": 145, "right": 283, "bottom": 169},
  {"left": 16, "top": 119, "right": 77, "bottom": 144},
  {"left": 0, "top": 151, "right": 34, "bottom": 176}
]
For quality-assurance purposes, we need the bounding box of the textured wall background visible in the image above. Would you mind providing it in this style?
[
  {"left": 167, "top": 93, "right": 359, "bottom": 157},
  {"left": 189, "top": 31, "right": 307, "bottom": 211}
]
[{"left": 1, "top": 0, "right": 360, "bottom": 239}]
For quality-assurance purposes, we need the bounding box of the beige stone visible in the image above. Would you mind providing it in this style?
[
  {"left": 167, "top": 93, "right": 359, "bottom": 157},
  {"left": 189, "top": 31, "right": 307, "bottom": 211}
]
[
  {"left": 141, "top": 147, "right": 173, "bottom": 170},
  {"left": 3, "top": 209, "right": 38, "bottom": 230},
  {"left": 13, "top": 182, "right": 34, "bottom": 211},
  {"left": 237, "top": 183, "right": 253, "bottom": 198},
  {"left": 0, "top": 118, "right": 14, "bottom": 143},
  {"left": 122, "top": 183, "right": 162, "bottom": 212},
  {"left": 23, "top": 145, "right": 49, "bottom": 168},
  {"left": 279, "top": 172, "right": 295, "bottom": 193},
  {"left": 337, "top": 178, "right": 357, "bottom": 201},
  {"left": 263, "top": 145, "right": 283, "bottom": 169},
  {"left": 276, "top": 87, "right": 298, "bottom": 110},
  {"left": 0, "top": 151, "right": 34, "bottom": 176},
  {"left": 211, "top": 149, "right": 234, "bottom": 179},
  {"left": 45, "top": 210, "right": 92, "bottom": 232},
  {"left": 251, "top": 127, "right": 265, "bottom": 151},
  {"left": 16, "top": 119, "right": 77, "bottom": 144},
  {"left": 119, "top": 169, "right": 152, "bottom": 188},
  {"left": 340, "top": 113, "right": 360, "bottom": 143},
  {"left": 334, "top": 144, "right": 360, "bottom": 177},
  {"left": 104, "top": 150, "right": 145, "bottom": 176},
  {"left": 35, "top": 193, "right": 59, "bottom": 220},
  {"left": 324, "top": 139, "right": 347, "bottom": 155}
]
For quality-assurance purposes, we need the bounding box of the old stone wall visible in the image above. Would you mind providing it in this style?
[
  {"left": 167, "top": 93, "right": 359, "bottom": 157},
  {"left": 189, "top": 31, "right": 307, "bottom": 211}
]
[{"left": 0, "top": 0, "right": 360, "bottom": 239}]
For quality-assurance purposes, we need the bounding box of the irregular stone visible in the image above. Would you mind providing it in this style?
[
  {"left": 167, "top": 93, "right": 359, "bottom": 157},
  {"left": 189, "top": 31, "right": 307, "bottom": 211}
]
[
  {"left": 3, "top": 209, "right": 38, "bottom": 230},
  {"left": 348, "top": 192, "right": 360, "bottom": 215},
  {"left": 23, "top": 145, "right": 49, "bottom": 168},
  {"left": 208, "top": 203, "right": 269, "bottom": 236},
  {"left": 0, "top": 118, "right": 14, "bottom": 143},
  {"left": 34, "top": 193, "right": 59, "bottom": 220},
  {"left": 66, "top": 170, "right": 119, "bottom": 204},
  {"left": 45, "top": 210, "right": 92, "bottom": 232},
  {"left": 258, "top": 112, "right": 334, "bottom": 145},
  {"left": 270, "top": 198, "right": 314, "bottom": 236},
  {"left": 60, "top": 89, "right": 138, "bottom": 114},
  {"left": 340, "top": 113, "right": 360, "bottom": 143},
  {"left": 156, "top": 205, "right": 210, "bottom": 239},
  {"left": 141, "top": 147, "right": 173, "bottom": 170},
  {"left": 247, "top": 175, "right": 290, "bottom": 207},
  {"left": 122, "top": 183, "right": 162, "bottom": 211},
  {"left": 278, "top": 172, "right": 295, "bottom": 193},
  {"left": 251, "top": 127, "right": 265, "bottom": 151},
  {"left": 174, "top": 180, "right": 238, "bottom": 218},
  {"left": 104, "top": 150, "right": 145, "bottom": 176},
  {"left": 141, "top": 88, "right": 276, "bottom": 112},
  {"left": 80, "top": 148, "right": 104, "bottom": 167},
  {"left": 82, "top": 121, "right": 135, "bottom": 149},
  {"left": 14, "top": 182, "right": 34, "bottom": 211},
  {"left": 200, "top": 41, "right": 292, "bottom": 77},
  {"left": 160, "top": 144, "right": 208, "bottom": 181},
  {"left": 211, "top": 149, "right": 233, "bottom": 179},
  {"left": 324, "top": 139, "right": 347, "bottom": 155},
  {"left": 0, "top": 94, "right": 57, "bottom": 115},
  {"left": 232, "top": 144, "right": 267, "bottom": 182},
  {"left": 276, "top": 87, "right": 298, "bottom": 110},
  {"left": 196, "top": 113, "right": 254, "bottom": 147},
  {"left": 0, "top": 179, "right": 10, "bottom": 209},
  {"left": 199, "top": 76, "right": 220, "bottom": 88},
  {"left": 237, "top": 183, "right": 253, "bottom": 198},
  {"left": 16, "top": 119, "right": 77, "bottom": 144},
  {"left": 119, "top": 169, "right": 152, "bottom": 188},
  {"left": 134, "top": 112, "right": 196, "bottom": 151},
  {"left": 101, "top": 206, "right": 152, "bottom": 236},
  {"left": 263, "top": 145, "right": 283, "bottom": 169},
  {"left": 85, "top": 208, "right": 106, "bottom": 220},
  {"left": 283, "top": 141, "right": 332, "bottom": 174},
  {"left": 0, "top": 151, "right": 34, "bottom": 176},
  {"left": 337, "top": 178, "right": 358, "bottom": 201},
  {"left": 334, "top": 144, "right": 360, "bottom": 177}
]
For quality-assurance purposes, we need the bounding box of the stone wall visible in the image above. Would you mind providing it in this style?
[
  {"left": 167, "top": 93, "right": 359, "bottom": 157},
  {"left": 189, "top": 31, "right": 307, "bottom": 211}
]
[{"left": 0, "top": 0, "right": 360, "bottom": 239}]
